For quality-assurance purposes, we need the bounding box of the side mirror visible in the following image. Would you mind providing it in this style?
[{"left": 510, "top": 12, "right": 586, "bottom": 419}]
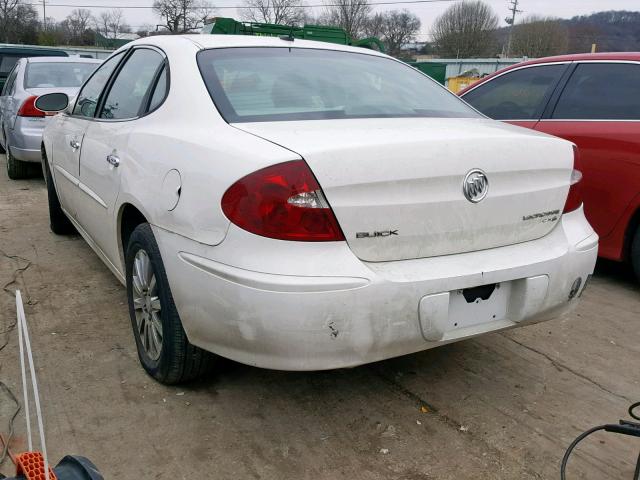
[{"left": 34, "top": 93, "right": 69, "bottom": 113}]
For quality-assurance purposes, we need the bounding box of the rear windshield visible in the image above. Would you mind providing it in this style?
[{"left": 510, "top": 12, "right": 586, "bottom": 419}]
[
  {"left": 197, "top": 47, "right": 480, "bottom": 123},
  {"left": 25, "top": 62, "right": 98, "bottom": 89}
]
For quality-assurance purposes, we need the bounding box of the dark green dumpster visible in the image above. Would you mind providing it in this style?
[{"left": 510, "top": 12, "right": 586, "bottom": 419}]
[
  {"left": 406, "top": 62, "right": 447, "bottom": 85},
  {"left": 200, "top": 17, "right": 385, "bottom": 52}
]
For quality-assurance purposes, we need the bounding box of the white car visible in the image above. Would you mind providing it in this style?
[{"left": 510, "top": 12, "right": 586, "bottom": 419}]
[{"left": 37, "top": 35, "right": 598, "bottom": 384}]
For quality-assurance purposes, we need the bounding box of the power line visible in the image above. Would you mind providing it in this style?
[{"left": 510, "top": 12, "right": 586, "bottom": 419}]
[{"left": 26, "top": 0, "right": 459, "bottom": 9}]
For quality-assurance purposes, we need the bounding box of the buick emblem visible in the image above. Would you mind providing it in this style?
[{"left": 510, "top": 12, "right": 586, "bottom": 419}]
[{"left": 463, "top": 169, "right": 489, "bottom": 203}]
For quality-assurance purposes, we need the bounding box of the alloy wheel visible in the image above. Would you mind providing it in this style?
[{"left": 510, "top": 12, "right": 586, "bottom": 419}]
[{"left": 131, "top": 249, "right": 163, "bottom": 361}]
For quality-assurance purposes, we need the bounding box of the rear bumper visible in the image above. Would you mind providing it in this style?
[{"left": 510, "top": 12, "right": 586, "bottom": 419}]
[
  {"left": 10, "top": 145, "right": 41, "bottom": 162},
  {"left": 8, "top": 117, "right": 45, "bottom": 163},
  {"left": 153, "top": 207, "right": 598, "bottom": 371}
]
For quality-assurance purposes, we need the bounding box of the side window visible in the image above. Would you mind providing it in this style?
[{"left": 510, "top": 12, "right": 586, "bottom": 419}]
[
  {"left": 2, "top": 65, "right": 18, "bottom": 96},
  {"left": 0, "top": 55, "right": 20, "bottom": 76},
  {"left": 73, "top": 51, "right": 125, "bottom": 118},
  {"left": 552, "top": 63, "right": 640, "bottom": 120},
  {"left": 147, "top": 64, "right": 167, "bottom": 112},
  {"left": 463, "top": 64, "right": 566, "bottom": 120},
  {"left": 99, "top": 49, "right": 164, "bottom": 120}
]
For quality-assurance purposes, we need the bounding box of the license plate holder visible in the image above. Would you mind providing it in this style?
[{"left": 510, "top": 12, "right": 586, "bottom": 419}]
[{"left": 449, "top": 282, "right": 510, "bottom": 331}]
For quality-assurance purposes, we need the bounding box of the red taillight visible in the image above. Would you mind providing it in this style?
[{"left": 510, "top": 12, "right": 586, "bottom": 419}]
[
  {"left": 563, "top": 146, "right": 583, "bottom": 213},
  {"left": 18, "top": 96, "right": 46, "bottom": 118},
  {"left": 563, "top": 169, "right": 583, "bottom": 213},
  {"left": 221, "top": 160, "right": 345, "bottom": 242}
]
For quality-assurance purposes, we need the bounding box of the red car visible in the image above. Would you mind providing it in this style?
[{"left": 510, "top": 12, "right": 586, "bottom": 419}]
[{"left": 460, "top": 53, "right": 640, "bottom": 279}]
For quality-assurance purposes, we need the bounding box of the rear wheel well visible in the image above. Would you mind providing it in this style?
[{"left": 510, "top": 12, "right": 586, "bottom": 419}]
[
  {"left": 624, "top": 207, "right": 640, "bottom": 261},
  {"left": 120, "top": 204, "right": 148, "bottom": 259}
]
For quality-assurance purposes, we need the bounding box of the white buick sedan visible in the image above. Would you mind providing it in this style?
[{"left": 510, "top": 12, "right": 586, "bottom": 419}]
[{"left": 37, "top": 35, "right": 598, "bottom": 384}]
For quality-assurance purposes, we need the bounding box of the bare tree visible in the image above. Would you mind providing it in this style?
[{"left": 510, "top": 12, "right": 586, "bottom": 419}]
[
  {"left": 94, "top": 8, "right": 130, "bottom": 40},
  {"left": 567, "top": 23, "right": 601, "bottom": 54},
  {"left": 0, "top": 0, "right": 40, "bottom": 43},
  {"left": 381, "top": 9, "right": 420, "bottom": 56},
  {"left": 66, "top": 8, "right": 93, "bottom": 43},
  {"left": 318, "top": 0, "right": 371, "bottom": 39},
  {"left": 431, "top": 0, "right": 499, "bottom": 58},
  {"left": 95, "top": 11, "right": 111, "bottom": 38},
  {"left": 0, "top": 0, "right": 20, "bottom": 43},
  {"left": 240, "top": 0, "right": 305, "bottom": 25},
  {"left": 108, "top": 8, "right": 126, "bottom": 38},
  {"left": 511, "top": 15, "right": 569, "bottom": 57},
  {"left": 153, "top": 0, "right": 215, "bottom": 33},
  {"left": 361, "top": 12, "right": 385, "bottom": 39}
]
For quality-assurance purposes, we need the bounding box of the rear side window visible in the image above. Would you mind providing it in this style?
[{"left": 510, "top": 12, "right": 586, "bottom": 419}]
[
  {"left": 197, "top": 47, "right": 479, "bottom": 123},
  {"left": 25, "top": 62, "right": 98, "bottom": 89},
  {"left": 147, "top": 64, "right": 167, "bottom": 112},
  {"left": 463, "top": 64, "right": 566, "bottom": 120},
  {"left": 2, "top": 65, "right": 18, "bottom": 95},
  {"left": 73, "top": 51, "right": 124, "bottom": 118},
  {"left": 100, "top": 48, "right": 164, "bottom": 120},
  {"left": 0, "top": 55, "right": 20, "bottom": 75},
  {"left": 552, "top": 63, "right": 640, "bottom": 120}
]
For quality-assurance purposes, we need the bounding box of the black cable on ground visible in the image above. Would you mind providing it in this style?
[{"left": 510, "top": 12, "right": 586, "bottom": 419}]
[
  {"left": 560, "top": 425, "right": 607, "bottom": 480},
  {"left": 561, "top": 402, "right": 640, "bottom": 479}
]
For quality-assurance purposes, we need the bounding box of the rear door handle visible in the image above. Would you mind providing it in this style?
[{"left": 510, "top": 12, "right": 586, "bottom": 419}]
[
  {"left": 69, "top": 139, "right": 80, "bottom": 150},
  {"left": 106, "top": 154, "right": 120, "bottom": 167}
]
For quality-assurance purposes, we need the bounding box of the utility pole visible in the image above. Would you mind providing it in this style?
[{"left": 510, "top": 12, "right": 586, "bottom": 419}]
[
  {"left": 505, "top": 0, "right": 522, "bottom": 57},
  {"left": 42, "top": 0, "right": 46, "bottom": 31}
]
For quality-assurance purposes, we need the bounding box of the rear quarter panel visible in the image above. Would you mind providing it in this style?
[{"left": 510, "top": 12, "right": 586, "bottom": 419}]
[
  {"left": 535, "top": 121, "right": 640, "bottom": 260},
  {"left": 113, "top": 38, "right": 299, "bottom": 269}
]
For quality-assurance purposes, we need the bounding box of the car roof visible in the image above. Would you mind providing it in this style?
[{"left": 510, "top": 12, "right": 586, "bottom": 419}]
[
  {"left": 124, "top": 34, "right": 388, "bottom": 58},
  {"left": 0, "top": 46, "right": 67, "bottom": 55},
  {"left": 511, "top": 51, "right": 640, "bottom": 67},
  {"left": 25, "top": 56, "right": 102, "bottom": 63}
]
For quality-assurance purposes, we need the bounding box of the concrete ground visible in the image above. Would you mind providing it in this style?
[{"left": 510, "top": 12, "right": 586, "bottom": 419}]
[{"left": 0, "top": 155, "right": 638, "bottom": 480}]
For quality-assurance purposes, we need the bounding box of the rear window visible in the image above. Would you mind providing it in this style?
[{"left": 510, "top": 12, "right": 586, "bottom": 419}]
[
  {"left": 197, "top": 47, "right": 479, "bottom": 123},
  {"left": 25, "top": 62, "right": 98, "bottom": 89}
]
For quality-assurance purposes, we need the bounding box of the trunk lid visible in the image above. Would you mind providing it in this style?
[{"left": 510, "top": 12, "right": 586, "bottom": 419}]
[{"left": 233, "top": 118, "right": 574, "bottom": 262}]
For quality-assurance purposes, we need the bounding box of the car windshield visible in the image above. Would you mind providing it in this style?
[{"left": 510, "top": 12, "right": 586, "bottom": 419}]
[
  {"left": 197, "top": 47, "right": 480, "bottom": 123},
  {"left": 25, "top": 62, "right": 98, "bottom": 89}
]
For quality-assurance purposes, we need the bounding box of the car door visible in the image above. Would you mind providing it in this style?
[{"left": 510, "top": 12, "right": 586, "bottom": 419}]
[
  {"left": 534, "top": 62, "right": 640, "bottom": 249},
  {"left": 77, "top": 47, "right": 166, "bottom": 265},
  {"left": 50, "top": 51, "right": 125, "bottom": 218},
  {"left": 461, "top": 63, "right": 570, "bottom": 130},
  {"left": 0, "top": 63, "right": 19, "bottom": 146}
]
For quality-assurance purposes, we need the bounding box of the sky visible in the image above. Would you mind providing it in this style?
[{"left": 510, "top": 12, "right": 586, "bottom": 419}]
[{"left": 39, "top": 0, "right": 640, "bottom": 37}]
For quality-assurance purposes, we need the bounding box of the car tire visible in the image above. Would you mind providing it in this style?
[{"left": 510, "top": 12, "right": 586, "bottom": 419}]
[
  {"left": 6, "top": 142, "right": 29, "bottom": 179},
  {"left": 632, "top": 226, "right": 640, "bottom": 282},
  {"left": 42, "top": 154, "right": 76, "bottom": 235},
  {"left": 125, "top": 223, "right": 216, "bottom": 384}
]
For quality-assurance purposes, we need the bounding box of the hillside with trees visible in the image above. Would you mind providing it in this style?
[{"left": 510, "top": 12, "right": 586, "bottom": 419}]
[
  {"left": 564, "top": 10, "right": 640, "bottom": 53},
  {"left": 495, "top": 10, "right": 640, "bottom": 57},
  {"left": 432, "top": 3, "right": 640, "bottom": 58}
]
